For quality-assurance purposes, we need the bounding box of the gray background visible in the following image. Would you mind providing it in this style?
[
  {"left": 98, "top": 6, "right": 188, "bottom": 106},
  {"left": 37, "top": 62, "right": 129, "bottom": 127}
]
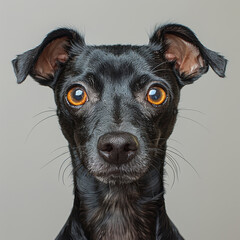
[{"left": 1, "top": 0, "right": 239, "bottom": 239}]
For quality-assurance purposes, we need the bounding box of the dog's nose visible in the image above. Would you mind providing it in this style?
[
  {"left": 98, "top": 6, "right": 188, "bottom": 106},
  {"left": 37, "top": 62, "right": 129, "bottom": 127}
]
[{"left": 97, "top": 132, "right": 139, "bottom": 165}]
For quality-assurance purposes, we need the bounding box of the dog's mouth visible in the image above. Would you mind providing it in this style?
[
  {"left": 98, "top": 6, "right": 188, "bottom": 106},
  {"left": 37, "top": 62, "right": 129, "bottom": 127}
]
[
  {"left": 93, "top": 167, "right": 144, "bottom": 184},
  {"left": 85, "top": 153, "right": 150, "bottom": 185},
  {"left": 93, "top": 170, "right": 144, "bottom": 185}
]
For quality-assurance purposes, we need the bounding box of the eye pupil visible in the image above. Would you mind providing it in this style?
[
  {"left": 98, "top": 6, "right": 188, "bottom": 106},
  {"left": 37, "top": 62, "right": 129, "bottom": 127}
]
[
  {"left": 149, "top": 89, "right": 161, "bottom": 101},
  {"left": 73, "top": 89, "right": 84, "bottom": 101}
]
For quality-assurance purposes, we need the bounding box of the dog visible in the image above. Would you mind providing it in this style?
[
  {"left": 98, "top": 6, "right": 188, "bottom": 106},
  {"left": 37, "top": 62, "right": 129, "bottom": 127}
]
[{"left": 12, "top": 23, "right": 227, "bottom": 240}]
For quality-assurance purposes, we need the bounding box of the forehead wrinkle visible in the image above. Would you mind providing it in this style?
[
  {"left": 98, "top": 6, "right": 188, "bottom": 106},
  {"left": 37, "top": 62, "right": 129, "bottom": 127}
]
[{"left": 112, "top": 95, "right": 122, "bottom": 125}]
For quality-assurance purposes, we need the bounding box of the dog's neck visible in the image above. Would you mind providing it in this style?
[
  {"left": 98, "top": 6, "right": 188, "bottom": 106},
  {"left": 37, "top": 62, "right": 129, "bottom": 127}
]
[
  {"left": 79, "top": 184, "right": 162, "bottom": 240},
  {"left": 64, "top": 144, "right": 180, "bottom": 240}
]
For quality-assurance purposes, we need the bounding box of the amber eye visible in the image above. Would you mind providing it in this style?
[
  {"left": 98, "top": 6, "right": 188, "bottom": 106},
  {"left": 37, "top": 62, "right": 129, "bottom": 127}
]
[
  {"left": 66, "top": 86, "right": 88, "bottom": 106},
  {"left": 147, "top": 86, "right": 167, "bottom": 105}
]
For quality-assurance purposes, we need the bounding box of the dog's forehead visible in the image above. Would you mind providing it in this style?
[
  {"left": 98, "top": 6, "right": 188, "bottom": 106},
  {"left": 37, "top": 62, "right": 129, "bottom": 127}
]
[{"left": 73, "top": 45, "right": 155, "bottom": 78}]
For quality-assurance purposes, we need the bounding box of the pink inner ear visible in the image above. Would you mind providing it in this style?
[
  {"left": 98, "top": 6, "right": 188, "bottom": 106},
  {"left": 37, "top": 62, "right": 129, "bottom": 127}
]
[
  {"left": 164, "top": 34, "right": 204, "bottom": 77},
  {"left": 34, "top": 37, "right": 69, "bottom": 79}
]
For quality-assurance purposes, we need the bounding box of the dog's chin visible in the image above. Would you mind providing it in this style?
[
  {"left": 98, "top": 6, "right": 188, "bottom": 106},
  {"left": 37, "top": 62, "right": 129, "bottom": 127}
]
[{"left": 90, "top": 166, "right": 149, "bottom": 185}]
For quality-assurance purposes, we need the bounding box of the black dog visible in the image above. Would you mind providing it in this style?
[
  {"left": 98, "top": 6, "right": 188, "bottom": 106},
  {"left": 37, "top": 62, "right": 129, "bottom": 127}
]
[{"left": 12, "top": 24, "right": 227, "bottom": 240}]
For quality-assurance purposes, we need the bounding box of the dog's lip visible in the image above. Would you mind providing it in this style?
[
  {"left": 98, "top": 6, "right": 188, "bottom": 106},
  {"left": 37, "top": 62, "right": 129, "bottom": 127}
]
[
  {"left": 95, "top": 168, "right": 123, "bottom": 177},
  {"left": 93, "top": 166, "right": 140, "bottom": 179}
]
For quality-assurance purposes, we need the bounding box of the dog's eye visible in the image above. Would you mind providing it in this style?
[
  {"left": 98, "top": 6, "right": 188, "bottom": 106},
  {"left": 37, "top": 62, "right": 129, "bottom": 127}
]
[
  {"left": 66, "top": 86, "right": 88, "bottom": 106},
  {"left": 147, "top": 86, "right": 167, "bottom": 105}
]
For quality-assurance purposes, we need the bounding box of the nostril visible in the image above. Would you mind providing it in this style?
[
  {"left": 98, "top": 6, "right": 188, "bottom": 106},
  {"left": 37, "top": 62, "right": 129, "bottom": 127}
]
[
  {"left": 124, "top": 144, "right": 131, "bottom": 152},
  {"left": 102, "top": 144, "right": 113, "bottom": 152},
  {"left": 124, "top": 142, "right": 137, "bottom": 152}
]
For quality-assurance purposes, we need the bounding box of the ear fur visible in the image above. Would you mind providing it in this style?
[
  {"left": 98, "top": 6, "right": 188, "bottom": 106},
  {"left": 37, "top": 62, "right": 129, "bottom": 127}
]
[
  {"left": 12, "top": 28, "right": 84, "bottom": 88},
  {"left": 149, "top": 24, "right": 227, "bottom": 86}
]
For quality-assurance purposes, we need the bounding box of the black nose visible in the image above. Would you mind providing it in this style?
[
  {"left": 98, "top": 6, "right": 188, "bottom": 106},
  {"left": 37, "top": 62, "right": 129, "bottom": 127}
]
[{"left": 97, "top": 132, "right": 139, "bottom": 165}]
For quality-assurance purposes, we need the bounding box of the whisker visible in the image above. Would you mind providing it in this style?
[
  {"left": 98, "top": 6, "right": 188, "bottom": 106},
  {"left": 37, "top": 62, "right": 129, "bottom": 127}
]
[
  {"left": 33, "top": 109, "right": 56, "bottom": 118},
  {"left": 58, "top": 156, "right": 71, "bottom": 182},
  {"left": 178, "top": 108, "right": 206, "bottom": 115},
  {"left": 167, "top": 149, "right": 199, "bottom": 177},
  {"left": 148, "top": 146, "right": 178, "bottom": 186},
  {"left": 48, "top": 107, "right": 56, "bottom": 110},
  {"left": 51, "top": 145, "right": 69, "bottom": 154},
  {"left": 26, "top": 114, "right": 57, "bottom": 142},
  {"left": 150, "top": 61, "right": 168, "bottom": 72},
  {"left": 41, "top": 151, "right": 69, "bottom": 169},
  {"left": 168, "top": 138, "right": 183, "bottom": 145},
  {"left": 178, "top": 115, "right": 209, "bottom": 132},
  {"left": 164, "top": 160, "right": 176, "bottom": 188},
  {"left": 158, "top": 137, "right": 183, "bottom": 146},
  {"left": 167, "top": 146, "right": 184, "bottom": 158},
  {"left": 166, "top": 152, "right": 180, "bottom": 177},
  {"left": 62, "top": 162, "right": 72, "bottom": 185}
]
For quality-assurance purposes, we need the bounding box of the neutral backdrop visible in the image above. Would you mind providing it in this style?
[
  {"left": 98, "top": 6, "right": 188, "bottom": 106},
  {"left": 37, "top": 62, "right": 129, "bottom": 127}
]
[{"left": 1, "top": 0, "right": 239, "bottom": 239}]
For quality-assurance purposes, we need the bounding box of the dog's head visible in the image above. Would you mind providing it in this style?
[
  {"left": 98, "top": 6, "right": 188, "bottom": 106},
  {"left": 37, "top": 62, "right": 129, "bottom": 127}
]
[{"left": 12, "top": 24, "right": 227, "bottom": 184}]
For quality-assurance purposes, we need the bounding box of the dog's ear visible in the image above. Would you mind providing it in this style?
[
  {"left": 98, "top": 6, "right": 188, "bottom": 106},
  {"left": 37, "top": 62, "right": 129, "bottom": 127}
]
[
  {"left": 149, "top": 24, "right": 227, "bottom": 86},
  {"left": 12, "top": 28, "right": 84, "bottom": 88}
]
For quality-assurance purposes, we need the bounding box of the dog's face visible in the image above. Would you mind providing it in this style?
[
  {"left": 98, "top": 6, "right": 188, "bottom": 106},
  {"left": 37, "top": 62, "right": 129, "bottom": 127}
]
[
  {"left": 12, "top": 24, "right": 227, "bottom": 185},
  {"left": 55, "top": 46, "right": 180, "bottom": 184}
]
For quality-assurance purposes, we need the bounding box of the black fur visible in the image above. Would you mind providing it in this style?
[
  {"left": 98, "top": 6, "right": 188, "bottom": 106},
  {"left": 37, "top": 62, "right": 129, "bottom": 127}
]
[{"left": 12, "top": 24, "right": 227, "bottom": 240}]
